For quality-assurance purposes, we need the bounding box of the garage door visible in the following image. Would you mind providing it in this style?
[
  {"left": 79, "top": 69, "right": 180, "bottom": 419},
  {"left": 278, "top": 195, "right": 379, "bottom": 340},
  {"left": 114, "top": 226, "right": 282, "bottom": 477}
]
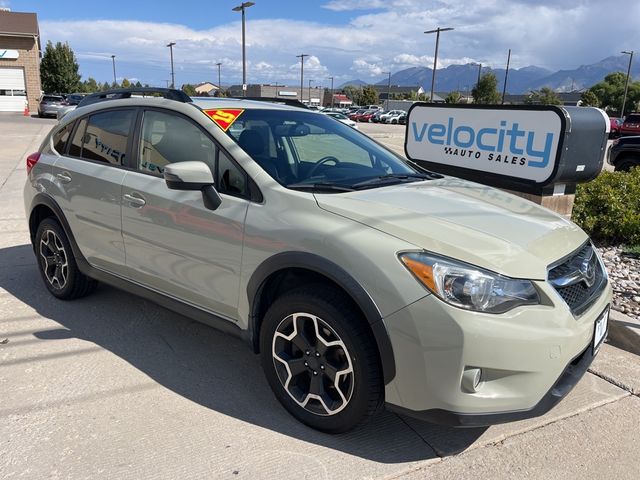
[{"left": 0, "top": 68, "right": 26, "bottom": 112}]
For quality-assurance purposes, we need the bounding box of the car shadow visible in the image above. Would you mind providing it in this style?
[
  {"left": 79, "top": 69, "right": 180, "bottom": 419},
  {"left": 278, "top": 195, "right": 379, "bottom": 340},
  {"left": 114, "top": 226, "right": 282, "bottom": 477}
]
[{"left": 0, "top": 243, "right": 486, "bottom": 462}]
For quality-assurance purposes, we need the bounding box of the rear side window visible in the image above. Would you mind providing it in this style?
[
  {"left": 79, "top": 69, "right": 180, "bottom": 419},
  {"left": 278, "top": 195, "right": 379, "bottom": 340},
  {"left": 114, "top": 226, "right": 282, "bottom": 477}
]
[
  {"left": 81, "top": 110, "right": 134, "bottom": 165},
  {"left": 52, "top": 124, "right": 72, "bottom": 154},
  {"left": 68, "top": 118, "right": 87, "bottom": 158},
  {"left": 624, "top": 115, "right": 640, "bottom": 123}
]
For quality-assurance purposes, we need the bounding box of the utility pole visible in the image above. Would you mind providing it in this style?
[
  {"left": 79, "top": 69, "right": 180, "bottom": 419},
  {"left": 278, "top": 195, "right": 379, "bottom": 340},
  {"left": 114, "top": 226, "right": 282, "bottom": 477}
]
[
  {"left": 232, "top": 2, "right": 255, "bottom": 97},
  {"left": 476, "top": 63, "right": 482, "bottom": 87},
  {"left": 308, "top": 79, "right": 314, "bottom": 103},
  {"left": 328, "top": 76, "right": 334, "bottom": 108},
  {"left": 425, "top": 27, "right": 454, "bottom": 102},
  {"left": 621, "top": 50, "right": 634, "bottom": 118},
  {"left": 215, "top": 62, "right": 222, "bottom": 96},
  {"left": 502, "top": 48, "right": 511, "bottom": 105},
  {"left": 111, "top": 55, "right": 116, "bottom": 85},
  {"left": 166, "top": 42, "right": 176, "bottom": 88},
  {"left": 296, "top": 54, "right": 309, "bottom": 103}
]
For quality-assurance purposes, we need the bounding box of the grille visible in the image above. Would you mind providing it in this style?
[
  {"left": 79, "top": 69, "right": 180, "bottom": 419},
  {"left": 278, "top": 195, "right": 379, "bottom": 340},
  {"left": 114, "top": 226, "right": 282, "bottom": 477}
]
[{"left": 548, "top": 243, "right": 607, "bottom": 315}]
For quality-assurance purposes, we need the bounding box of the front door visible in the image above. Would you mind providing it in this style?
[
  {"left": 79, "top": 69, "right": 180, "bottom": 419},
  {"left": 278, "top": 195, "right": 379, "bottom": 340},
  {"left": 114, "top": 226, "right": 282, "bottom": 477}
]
[{"left": 121, "top": 109, "right": 249, "bottom": 320}]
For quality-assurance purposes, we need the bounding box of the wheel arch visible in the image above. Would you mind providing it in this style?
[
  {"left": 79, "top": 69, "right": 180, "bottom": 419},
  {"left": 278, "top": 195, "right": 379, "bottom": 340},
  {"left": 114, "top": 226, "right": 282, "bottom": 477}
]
[{"left": 247, "top": 252, "right": 397, "bottom": 385}]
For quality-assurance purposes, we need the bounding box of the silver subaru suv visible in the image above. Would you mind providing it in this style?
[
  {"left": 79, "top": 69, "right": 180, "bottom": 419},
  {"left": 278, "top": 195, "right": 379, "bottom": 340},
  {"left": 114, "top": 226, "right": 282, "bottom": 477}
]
[{"left": 23, "top": 90, "right": 612, "bottom": 432}]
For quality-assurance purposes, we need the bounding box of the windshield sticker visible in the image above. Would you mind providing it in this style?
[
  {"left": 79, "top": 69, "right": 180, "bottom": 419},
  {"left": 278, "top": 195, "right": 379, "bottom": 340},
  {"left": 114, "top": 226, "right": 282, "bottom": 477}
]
[{"left": 203, "top": 108, "right": 244, "bottom": 131}]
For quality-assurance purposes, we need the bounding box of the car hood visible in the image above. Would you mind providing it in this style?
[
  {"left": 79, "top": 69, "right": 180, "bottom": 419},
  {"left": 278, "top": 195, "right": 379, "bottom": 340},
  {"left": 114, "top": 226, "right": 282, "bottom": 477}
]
[{"left": 315, "top": 178, "right": 587, "bottom": 280}]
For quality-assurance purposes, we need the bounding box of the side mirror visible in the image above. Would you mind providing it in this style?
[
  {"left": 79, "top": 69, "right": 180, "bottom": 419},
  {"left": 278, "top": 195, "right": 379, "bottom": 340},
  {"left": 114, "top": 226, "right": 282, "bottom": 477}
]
[{"left": 163, "top": 161, "right": 222, "bottom": 211}]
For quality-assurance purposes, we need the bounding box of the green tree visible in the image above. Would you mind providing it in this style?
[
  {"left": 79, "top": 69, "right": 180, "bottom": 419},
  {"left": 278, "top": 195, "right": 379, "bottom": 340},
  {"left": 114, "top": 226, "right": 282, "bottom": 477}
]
[
  {"left": 472, "top": 73, "right": 501, "bottom": 104},
  {"left": 588, "top": 72, "right": 640, "bottom": 115},
  {"left": 83, "top": 77, "right": 99, "bottom": 93},
  {"left": 580, "top": 90, "right": 600, "bottom": 107},
  {"left": 524, "top": 87, "right": 562, "bottom": 105},
  {"left": 343, "top": 85, "right": 362, "bottom": 105},
  {"left": 134, "top": 81, "right": 143, "bottom": 88},
  {"left": 445, "top": 91, "right": 463, "bottom": 104},
  {"left": 101, "top": 81, "right": 111, "bottom": 91},
  {"left": 40, "top": 41, "right": 81, "bottom": 93},
  {"left": 181, "top": 83, "right": 197, "bottom": 96},
  {"left": 120, "top": 78, "right": 131, "bottom": 88},
  {"left": 360, "top": 85, "right": 379, "bottom": 106}
]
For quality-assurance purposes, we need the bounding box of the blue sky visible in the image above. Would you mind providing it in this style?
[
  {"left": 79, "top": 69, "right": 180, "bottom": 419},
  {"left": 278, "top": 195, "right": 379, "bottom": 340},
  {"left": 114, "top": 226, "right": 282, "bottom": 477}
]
[{"left": 3, "top": 0, "right": 638, "bottom": 88}]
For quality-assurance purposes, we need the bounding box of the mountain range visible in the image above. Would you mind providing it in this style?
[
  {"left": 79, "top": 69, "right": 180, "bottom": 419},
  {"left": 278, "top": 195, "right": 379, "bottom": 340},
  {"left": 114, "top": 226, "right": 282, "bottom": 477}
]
[{"left": 340, "top": 55, "right": 640, "bottom": 94}]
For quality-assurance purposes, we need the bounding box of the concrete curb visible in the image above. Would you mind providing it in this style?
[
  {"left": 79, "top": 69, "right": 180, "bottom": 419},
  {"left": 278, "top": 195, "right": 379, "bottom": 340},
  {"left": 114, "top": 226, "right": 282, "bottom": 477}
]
[{"left": 608, "top": 308, "right": 640, "bottom": 356}]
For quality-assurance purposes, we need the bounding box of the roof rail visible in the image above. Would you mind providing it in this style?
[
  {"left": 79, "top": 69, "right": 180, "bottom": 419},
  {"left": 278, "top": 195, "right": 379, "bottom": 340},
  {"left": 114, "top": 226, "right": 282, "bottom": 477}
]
[
  {"left": 229, "top": 96, "right": 309, "bottom": 109},
  {"left": 77, "top": 88, "right": 192, "bottom": 108}
]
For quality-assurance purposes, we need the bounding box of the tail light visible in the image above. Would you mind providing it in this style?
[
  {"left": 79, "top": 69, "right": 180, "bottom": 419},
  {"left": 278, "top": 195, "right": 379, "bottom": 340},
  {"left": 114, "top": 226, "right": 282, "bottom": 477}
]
[{"left": 26, "top": 152, "right": 41, "bottom": 174}]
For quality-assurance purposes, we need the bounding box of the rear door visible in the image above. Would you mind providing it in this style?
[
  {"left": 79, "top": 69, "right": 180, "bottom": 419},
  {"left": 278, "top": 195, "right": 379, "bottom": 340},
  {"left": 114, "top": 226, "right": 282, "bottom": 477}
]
[
  {"left": 50, "top": 108, "right": 135, "bottom": 274},
  {"left": 120, "top": 108, "right": 249, "bottom": 319}
]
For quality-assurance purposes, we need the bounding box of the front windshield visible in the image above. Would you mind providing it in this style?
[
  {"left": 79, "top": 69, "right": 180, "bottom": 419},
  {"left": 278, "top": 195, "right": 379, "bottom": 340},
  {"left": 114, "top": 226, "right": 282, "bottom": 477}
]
[{"left": 226, "top": 109, "right": 427, "bottom": 191}]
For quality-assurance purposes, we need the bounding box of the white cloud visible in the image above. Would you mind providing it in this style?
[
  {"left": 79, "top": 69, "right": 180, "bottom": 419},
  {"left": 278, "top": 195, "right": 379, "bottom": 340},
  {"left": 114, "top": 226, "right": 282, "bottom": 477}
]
[
  {"left": 38, "top": 1, "right": 640, "bottom": 86},
  {"left": 0, "top": 0, "right": 10, "bottom": 8}
]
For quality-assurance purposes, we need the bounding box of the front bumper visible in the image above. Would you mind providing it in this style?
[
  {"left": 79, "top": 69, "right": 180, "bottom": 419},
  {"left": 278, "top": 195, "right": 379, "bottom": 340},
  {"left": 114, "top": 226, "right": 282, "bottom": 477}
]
[{"left": 383, "top": 280, "right": 612, "bottom": 426}]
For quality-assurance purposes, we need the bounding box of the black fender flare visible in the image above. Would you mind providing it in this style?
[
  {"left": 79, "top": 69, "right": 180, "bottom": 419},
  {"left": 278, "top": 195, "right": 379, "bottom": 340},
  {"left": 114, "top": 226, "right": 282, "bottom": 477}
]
[{"left": 247, "top": 251, "right": 396, "bottom": 385}]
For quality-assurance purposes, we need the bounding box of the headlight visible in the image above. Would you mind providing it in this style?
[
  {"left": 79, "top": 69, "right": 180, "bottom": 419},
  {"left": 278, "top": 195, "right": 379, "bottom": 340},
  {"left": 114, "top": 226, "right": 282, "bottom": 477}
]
[{"left": 399, "top": 252, "right": 540, "bottom": 313}]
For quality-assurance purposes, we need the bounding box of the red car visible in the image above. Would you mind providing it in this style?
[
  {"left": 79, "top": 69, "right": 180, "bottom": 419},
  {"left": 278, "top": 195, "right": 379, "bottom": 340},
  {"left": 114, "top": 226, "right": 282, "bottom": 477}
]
[
  {"left": 354, "top": 109, "right": 377, "bottom": 122},
  {"left": 609, "top": 117, "right": 623, "bottom": 138},
  {"left": 620, "top": 113, "right": 640, "bottom": 136},
  {"left": 348, "top": 109, "right": 366, "bottom": 121}
]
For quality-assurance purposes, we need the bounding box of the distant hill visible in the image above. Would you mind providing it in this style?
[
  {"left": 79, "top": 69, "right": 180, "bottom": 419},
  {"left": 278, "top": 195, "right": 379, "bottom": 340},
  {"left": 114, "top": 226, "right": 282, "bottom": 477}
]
[
  {"left": 346, "top": 55, "right": 640, "bottom": 94},
  {"left": 338, "top": 79, "right": 367, "bottom": 88}
]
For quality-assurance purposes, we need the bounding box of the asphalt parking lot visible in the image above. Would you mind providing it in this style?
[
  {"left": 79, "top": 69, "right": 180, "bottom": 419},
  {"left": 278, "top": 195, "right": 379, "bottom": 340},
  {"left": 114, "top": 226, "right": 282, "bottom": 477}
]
[{"left": 1, "top": 113, "right": 639, "bottom": 479}]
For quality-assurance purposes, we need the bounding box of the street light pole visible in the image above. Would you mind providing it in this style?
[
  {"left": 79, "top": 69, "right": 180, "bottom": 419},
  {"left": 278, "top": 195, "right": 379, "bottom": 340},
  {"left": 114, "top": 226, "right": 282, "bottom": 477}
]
[
  {"left": 502, "top": 48, "right": 511, "bottom": 105},
  {"left": 328, "top": 76, "right": 334, "bottom": 108},
  {"left": 621, "top": 50, "right": 634, "bottom": 118},
  {"left": 232, "top": 2, "right": 255, "bottom": 97},
  {"left": 476, "top": 63, "right": 482, "bottom": 87},
  {"left": 111, "top": 55, "right": 116, "bottom": 85},
  {"left": 308, "top": 79, "right": 314, "bottom": 103},
  {"left": 215, "top": 62, "right": 222, "bottom": 96},
  {"left": 381, "top": 71, "right": 391, "bottom": 108},
  {"left": 425, "top": 27, "right": 454, "bottom": 103},
  {"left": 296, "top": 54, "right": 309, "bottom": 103},
  {"left": 166, "top": 42, "right": 176, "bottom": 88}
]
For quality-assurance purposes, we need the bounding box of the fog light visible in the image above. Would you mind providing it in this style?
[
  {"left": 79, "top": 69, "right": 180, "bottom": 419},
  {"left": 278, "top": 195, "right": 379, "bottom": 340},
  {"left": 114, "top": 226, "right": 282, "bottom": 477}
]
[{"left": 461, "top": 367, "right": 482, "bottom": 393}]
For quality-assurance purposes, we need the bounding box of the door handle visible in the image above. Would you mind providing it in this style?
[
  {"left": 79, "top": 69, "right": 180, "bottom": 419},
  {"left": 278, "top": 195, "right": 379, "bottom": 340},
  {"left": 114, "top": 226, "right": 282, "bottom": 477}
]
[
  {"left": 56, "top": 172, "right": 72, "bottom": 183},
  {"left": 123, "top": 193, "right": 147, "bottom": 207}
]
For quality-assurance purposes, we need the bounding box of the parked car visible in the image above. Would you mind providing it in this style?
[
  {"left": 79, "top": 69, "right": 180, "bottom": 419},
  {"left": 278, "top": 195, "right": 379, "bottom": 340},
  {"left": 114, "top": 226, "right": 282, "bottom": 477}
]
[
  {"left": 323, "top": 111, "right": 358, "bottom": 129},
  {"left": 397, "top": 113, "right": 407, "bottom": 125},
  {"left": 386, "top": 112, "right": 405, "bottom": 124},
  {"left": 370, "top": 110, "right": 386, "bottom": 123},
  {"left": 38, "top": 95, "right": 65, "bottom": 118},
  {"left": 348, "top": 109, "right": 366, "bottom": 121},
  {"left": 609, "top": 117, "right": 623, "bottom": 138},
  {"left": 608, "top": 135, "right": 640, "bottom": 171},
  {"left": 64, "top": 93, "right": 87, "bottom": 106},
  {"left": 24, "top": 90, "right": 611, "bottom": 433},
  {"left": 358, "top": 110, "right": 378, "bottom": 122},
  {"left": 380, "top": 110, "right": 406, "bottom": 123},
  {"left": 620, "top": 113, "right": 640, "bottom": 136}
]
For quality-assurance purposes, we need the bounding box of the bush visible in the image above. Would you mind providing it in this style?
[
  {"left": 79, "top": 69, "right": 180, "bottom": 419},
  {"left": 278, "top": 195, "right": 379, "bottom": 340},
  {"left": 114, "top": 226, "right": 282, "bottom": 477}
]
[{"left": 572, "top": 168, "right": 640, "bottom": 245}]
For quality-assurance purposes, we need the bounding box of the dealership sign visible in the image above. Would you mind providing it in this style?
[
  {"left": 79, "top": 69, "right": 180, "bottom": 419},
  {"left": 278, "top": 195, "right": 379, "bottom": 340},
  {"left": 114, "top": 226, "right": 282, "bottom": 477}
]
[
  {"left": 405, "top": 104, "right": 567, "bottom": 185},
  {"left": 0, "top": 50, "right": 19, "bottom": 59}
]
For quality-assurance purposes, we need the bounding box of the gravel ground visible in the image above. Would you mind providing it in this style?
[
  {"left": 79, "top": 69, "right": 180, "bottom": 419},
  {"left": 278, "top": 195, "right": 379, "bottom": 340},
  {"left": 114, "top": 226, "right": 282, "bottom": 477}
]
[{"left": 598, "top": 246, "right": 640, "bottom": 319}]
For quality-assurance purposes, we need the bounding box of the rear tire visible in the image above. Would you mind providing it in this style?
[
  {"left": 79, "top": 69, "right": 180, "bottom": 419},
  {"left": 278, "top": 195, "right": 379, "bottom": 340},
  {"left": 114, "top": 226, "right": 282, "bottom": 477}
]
[
  {"left": 35, "top": 218, "right": 97, "bottom": 300},
  {"left": 614, "top": 157, "right": 639, "bottom": 172},
  {"left": 260, "top": 286, "right": 383, "bottom": 433}
]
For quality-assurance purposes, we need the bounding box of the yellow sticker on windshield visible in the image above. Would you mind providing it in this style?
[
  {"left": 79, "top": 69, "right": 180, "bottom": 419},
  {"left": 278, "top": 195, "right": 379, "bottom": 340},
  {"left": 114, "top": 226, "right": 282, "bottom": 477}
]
[{"left": 203, "top": 108, "right": 244, "bottom": 131}]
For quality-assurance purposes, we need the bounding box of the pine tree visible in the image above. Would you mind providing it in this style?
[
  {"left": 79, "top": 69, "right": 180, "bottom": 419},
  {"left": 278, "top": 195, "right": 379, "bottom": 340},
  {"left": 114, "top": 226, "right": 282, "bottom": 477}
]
[{"left": 471, "top": 73, "right": 501, "bottom": 104}]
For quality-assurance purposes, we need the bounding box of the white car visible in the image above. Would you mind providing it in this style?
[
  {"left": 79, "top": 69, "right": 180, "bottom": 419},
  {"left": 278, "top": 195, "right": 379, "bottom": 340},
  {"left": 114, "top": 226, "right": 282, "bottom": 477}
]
[
  {"left": 323, "top": 111, "right": 358, "bottom": 128},
  {"left": 381, "top": 110, "right": 406, "bottom": 123}
]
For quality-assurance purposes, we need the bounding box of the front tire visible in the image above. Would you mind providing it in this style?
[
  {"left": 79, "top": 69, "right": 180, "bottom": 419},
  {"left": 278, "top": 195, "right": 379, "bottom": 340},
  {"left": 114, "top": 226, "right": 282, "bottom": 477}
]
[
  {"left": 260, "top": 286, "right": 383, "bottom": 433},
  {"left": 35, "top": 218, "right": 97, "bottom": 300},
  {"left": 614, "top": 157, "right": 639, "bottom": 172}
]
